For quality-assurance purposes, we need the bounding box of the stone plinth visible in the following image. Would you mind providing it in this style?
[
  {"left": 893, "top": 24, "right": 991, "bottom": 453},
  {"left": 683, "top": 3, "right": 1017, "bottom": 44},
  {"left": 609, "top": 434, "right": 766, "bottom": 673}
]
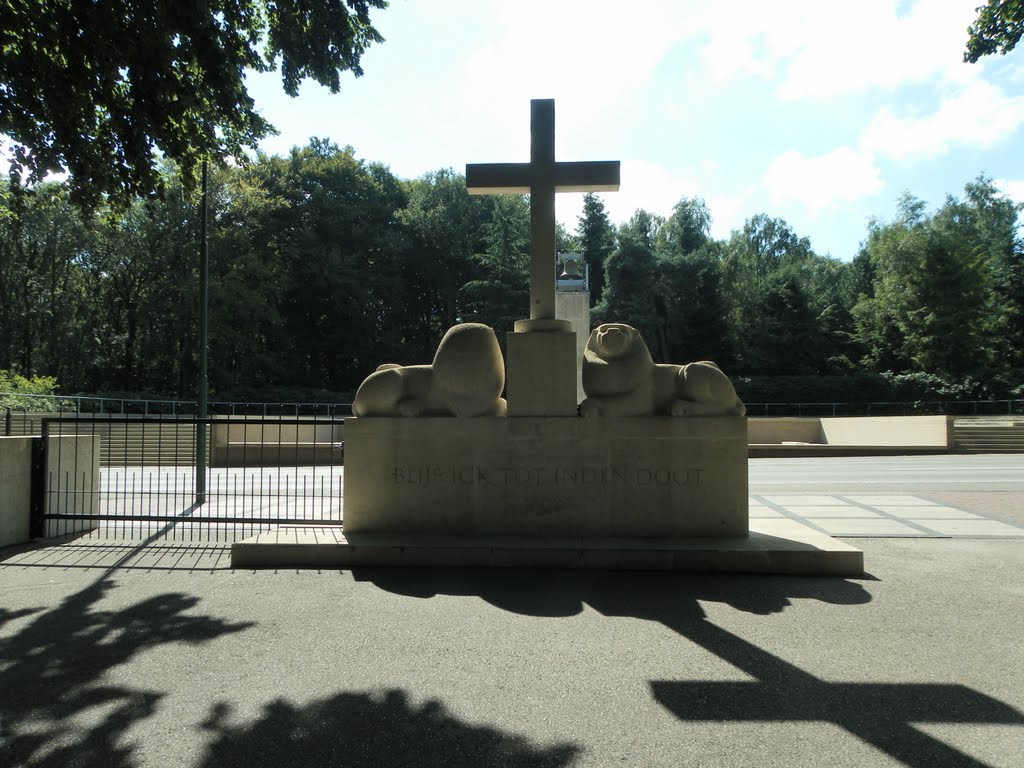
[
  {"left": 506, "top": 331, "right": 578, "bottom": 416},
  {"left": 555, "top": 290, "right": 590, "bottom": 404},
  {"left": 343, "top": 416, "right": 748, "bottom": 537}
]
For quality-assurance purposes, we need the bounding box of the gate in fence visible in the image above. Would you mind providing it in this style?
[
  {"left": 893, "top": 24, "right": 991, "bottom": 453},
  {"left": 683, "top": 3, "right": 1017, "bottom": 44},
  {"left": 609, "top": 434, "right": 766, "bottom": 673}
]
[{"left": 30, "top": 416, "right": 345, "bottom": 541}]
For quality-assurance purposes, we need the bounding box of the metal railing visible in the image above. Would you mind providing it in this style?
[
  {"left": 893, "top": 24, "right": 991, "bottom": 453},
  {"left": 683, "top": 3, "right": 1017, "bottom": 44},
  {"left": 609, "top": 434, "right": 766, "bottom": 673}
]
[
  {"left": 4, "top": 393, "right": 1023, "bottom": 428},
  {"left": 33, "top": 415, "right": 345, "bottom": 541},
  {"left": 1, "top": 392, "right": 353, "bottom": 417},
  {"left": 744, "top": 400, "right": 1024, "bottom": 417}
]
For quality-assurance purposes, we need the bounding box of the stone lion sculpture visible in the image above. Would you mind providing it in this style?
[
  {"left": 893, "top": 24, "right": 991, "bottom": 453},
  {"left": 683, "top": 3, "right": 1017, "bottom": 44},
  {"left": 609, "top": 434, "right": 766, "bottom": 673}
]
[
  {"left": 579, "top": 323, "right": 745, "bottom": 418},
  {"left": 352, "top": 323, "right": 508, "bottom": 417}
]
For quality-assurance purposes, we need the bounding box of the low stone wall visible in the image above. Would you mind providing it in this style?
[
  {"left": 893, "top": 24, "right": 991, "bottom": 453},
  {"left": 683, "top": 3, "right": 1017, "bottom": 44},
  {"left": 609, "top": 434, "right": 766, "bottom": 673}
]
[
  {"left": 209, "top": 416, "right": 344, "bottom": 467},
  {"left": 747, "top": 418, "right": 823, "bottom": 444},
  {"left": 748, "top": 415, "right": 954, "bottom": 456},
  {"left": 819, "top": 415, "right": 953, "bottom": 447},
  {"left": 0, "top": 437, "right": 32, "bottom": 547},
  {"left": 0, "top": 434, "right": 100, "bottom": 546}
]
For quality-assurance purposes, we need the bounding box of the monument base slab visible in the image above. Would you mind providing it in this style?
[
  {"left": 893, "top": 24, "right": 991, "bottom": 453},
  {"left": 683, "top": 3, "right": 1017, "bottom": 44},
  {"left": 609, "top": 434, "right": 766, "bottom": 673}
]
[
  {"left": 343, "top": 416, "right": 748, "bottom": 538},
  {"left": 230, "top": 519, "right": 864, "bottom": 576}
]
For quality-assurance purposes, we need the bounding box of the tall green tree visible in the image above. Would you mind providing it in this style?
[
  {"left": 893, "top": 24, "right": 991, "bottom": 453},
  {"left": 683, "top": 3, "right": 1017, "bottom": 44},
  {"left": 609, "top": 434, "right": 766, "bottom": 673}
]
[
  {"left": 721, "top": 214, "right": 824, "bottom": 373},
  {"left": 653, "top": 198, "right": 731, "bottom": 366},
  {"left": 593, "top": 210, "right": 663, "bottom": 353},
  {"left": 0, "top": 180, "right": 94, "bottom": 384},
  {"left": 396, "top": 168, "right": 491, "bottom": 355},
  {"left": 576, "top": 193, "right": 616, "bottom": 305},
  {"left": 850, "top": 184, "right": 1011, "bottom": 377},
  {"left": 0, "top": 0, "right": 387, "bottom": 209},
  {"left": 461, "top": 196, "right": 530, "bottom": 340}
]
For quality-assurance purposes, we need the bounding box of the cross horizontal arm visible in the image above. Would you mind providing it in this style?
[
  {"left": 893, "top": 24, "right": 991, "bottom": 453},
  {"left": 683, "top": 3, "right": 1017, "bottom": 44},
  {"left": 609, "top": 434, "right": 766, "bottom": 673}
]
[
  {"left": 553, "top": 161, "right": 620, "bottom": 192},
  {"left": 466, "top": 163, "right": 532, "bottom": 194},
  {"left": 466, "top": 160, "right": 621, "bottom": 195}
]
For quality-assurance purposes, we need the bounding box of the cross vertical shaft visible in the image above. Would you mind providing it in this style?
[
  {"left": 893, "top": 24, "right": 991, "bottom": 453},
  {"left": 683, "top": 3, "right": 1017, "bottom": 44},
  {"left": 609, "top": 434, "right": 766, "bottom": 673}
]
[
  {"left": 466, "top": 99, "right": 619, "bottom": 330},
  {"left": 530, "top": 99, "right": 556, "bottom": 321}
]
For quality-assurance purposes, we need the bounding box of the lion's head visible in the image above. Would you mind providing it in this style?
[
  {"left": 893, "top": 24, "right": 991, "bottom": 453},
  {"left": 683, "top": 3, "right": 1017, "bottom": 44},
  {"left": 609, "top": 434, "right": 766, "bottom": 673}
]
[{"left": 588, "top": 323, "right": 648, "bottom": 361}]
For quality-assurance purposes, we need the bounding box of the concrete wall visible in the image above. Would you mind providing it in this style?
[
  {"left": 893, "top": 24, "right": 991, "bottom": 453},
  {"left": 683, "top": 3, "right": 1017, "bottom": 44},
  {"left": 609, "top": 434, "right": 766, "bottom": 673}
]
[
  {"left": 211, "top": 416, "right": 343, "bottom": 446},
  {"left": 0, "top": 434, "right": 100, "bottom": 546},
  {"left": 0, "top": 437, "right": 32, "bottom": 547},
  {"left": 748, "top": 416, "right": 953, "bottom": 448},
  {"left": 819, "top": 416, "right": 953, "bottom": 447},
  {"left": 747, "top": 418, "right": 823, "bottom": 444}
]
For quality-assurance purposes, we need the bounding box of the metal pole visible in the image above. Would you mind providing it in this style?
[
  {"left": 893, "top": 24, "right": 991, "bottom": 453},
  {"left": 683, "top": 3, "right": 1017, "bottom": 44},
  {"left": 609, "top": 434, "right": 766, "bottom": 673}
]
[{"left": 196, "top": 159, "right": 210, "bottom": 504}]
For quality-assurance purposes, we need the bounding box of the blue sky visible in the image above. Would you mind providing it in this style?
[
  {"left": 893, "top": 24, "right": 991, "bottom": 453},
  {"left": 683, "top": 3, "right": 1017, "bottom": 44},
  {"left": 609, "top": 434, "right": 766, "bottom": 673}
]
[{"left": 244, "top": 0, "right": 1024, "bottom": 261}]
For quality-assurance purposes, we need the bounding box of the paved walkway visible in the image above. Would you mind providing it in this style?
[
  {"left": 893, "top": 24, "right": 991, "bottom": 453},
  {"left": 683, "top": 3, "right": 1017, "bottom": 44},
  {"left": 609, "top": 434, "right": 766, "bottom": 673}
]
[
  {"left": 2, "top": 536, "right": 1022, "bottom": 767},
  {"left": 752, "top": 494, "right": 1024, "bottom": 538}
]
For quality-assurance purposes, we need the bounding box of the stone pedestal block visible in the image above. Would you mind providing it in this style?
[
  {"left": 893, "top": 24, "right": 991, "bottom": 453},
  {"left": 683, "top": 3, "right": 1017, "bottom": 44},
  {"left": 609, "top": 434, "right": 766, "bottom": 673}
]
[
  {"left": 506, "top": 331, "right": 578, "bottom": 416},
  {"left": 343, "top": 416, "right": 748, "bottom": 537}
]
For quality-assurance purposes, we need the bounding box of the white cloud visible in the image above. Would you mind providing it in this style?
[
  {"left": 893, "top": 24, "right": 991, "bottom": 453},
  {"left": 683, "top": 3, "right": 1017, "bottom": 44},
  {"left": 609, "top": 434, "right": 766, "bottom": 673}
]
[
  {"left": 556, "top": 159, "right": 699, "bottom": 231},
  {"left": 696, "top": 0, "right": 978, "bottom": 99},
  {"left": 995, "top": 178, "right": 1024, "bottom": 205},
  {"left": 456, "top": 0, "right": 696, "bottom": 158},
  {"left": 762, "top": 147, "right": 882, "bottom": 212},
  {"left": 860, "top": 81, "right": 1024, "bottom": 160}
]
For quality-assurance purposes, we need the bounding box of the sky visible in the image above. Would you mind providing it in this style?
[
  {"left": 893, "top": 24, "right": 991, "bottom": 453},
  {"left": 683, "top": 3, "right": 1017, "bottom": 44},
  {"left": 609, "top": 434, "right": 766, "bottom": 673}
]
[{"left": 240, "top": 0, "right": 1024, "bottom": 261}]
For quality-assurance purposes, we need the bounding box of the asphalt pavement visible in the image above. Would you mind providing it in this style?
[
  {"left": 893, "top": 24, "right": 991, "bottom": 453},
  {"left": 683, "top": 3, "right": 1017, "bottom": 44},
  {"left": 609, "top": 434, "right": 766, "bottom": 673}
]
[{"left": 2, "top": 455, "right": 1023, "bottom": 767}]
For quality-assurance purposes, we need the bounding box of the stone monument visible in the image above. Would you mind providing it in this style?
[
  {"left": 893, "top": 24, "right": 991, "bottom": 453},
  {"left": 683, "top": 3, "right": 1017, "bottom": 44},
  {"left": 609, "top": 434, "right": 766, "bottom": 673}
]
[
  {"left": 465, "top": 99, "right": 618, "bottom": 416},
  {"left": 232, "top": 99, "right": 863, "bottom": 576}
]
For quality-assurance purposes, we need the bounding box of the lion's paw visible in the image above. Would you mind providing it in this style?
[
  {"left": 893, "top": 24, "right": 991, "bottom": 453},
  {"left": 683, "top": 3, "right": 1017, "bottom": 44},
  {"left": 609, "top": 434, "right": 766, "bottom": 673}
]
[
  {"left": 669, "top": 399, "right": 694, "bottom": 417},
  {"left": 396, "top": 398, "right": 426, "bottom": 417}
]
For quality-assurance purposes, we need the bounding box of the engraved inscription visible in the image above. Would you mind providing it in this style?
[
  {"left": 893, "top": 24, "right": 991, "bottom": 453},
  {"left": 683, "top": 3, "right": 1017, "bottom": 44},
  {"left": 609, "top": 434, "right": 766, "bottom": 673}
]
[{"left": 390, "top": 464, "right": 702, "bottom": 489}]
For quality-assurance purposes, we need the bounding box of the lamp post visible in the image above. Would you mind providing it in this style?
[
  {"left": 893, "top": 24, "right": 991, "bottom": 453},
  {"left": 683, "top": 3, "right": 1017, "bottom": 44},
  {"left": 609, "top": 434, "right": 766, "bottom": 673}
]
[{"left": 196, "top": 159, "right": 209, "bottom": 504}]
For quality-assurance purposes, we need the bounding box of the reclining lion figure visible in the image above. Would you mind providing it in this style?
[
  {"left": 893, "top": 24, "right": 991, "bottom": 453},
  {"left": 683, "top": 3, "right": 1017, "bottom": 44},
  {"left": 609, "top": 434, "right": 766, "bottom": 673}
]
[
  {"left": 352, "top": 323, "right": 508, "bottom": 417},
  {"left": 580, "top": 323, "right": 745, "bottom": 418}
]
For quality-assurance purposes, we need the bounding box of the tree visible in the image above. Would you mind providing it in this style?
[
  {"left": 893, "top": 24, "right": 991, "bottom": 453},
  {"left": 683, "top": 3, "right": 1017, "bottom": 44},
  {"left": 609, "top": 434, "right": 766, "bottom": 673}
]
[
  {"left": 0, "top": 0, "right": 387, "bottom": 209},
  {"left": 657, "top": 197, "right": 711, "bottom": 256},
  {"left": 593, "top": 210, "right": 662, "bottom": 353},
  {"left": 575, "top": 193, "right": 616, "bottom": 304},
  {"left": 461, "top": 196, "right": 530, "bottom": 339},
  {"left": 652, "top": 198, "right": 731, "bottom": 366},
  {"left": 965, "top": 0, "right": 1024, "bottom": 62}
]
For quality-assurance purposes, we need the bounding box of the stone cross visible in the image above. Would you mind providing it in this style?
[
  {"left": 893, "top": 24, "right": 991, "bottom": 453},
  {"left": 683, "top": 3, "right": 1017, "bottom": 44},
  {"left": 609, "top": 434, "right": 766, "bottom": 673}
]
[{"left": 466, "top": 99, "right": 619, "bottom": 327}]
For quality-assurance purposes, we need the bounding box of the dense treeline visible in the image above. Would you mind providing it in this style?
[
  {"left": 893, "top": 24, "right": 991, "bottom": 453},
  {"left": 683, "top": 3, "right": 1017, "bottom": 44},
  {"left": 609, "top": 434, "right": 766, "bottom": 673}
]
[{"left": 1, "top": 141, "right": 1021, "bottom": 403}]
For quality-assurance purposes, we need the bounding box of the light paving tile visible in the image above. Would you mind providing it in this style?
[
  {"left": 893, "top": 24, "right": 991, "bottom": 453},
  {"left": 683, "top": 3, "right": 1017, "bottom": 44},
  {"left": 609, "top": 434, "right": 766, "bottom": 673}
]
[
  {"left": 845, "top": 495, "right": 941, "bottom": 506},
  {"left": 749, "top": 507, "right": 786, "bottom": 518},
  {"left": 811, "top": 518, "right": 926, "bottom": 536},
  {"left": 761, "top": 496, "right": 851, "bottom": 506},
  {"left": 874, "top": 506, "right": 981, "bottom": 519},
  {"left": 914, "top": 519, "right": 1024, "bottom": 537},
  {"left": 793, "top": 507, "right": 883, "bottom": 519}
]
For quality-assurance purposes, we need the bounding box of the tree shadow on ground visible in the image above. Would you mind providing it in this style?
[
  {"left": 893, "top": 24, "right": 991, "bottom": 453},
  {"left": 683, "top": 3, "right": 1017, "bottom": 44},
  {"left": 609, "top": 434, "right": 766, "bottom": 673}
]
[
  {"left": 356, "top": 567, "right": 1024, "bottom": 768},
  {"left": 198, "top": 688, "right": 578, "bottom": 768},
  {"left": 1, "top": 553, "right": 254, "bottom": 767}
]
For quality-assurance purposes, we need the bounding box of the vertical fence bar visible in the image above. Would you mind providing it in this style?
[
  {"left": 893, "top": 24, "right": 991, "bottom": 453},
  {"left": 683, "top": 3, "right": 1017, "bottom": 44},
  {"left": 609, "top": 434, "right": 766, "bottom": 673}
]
[
  {"left": 4, "top": 407, "right": 10, "bottom": 436},
  {"left": 196, "top": 159, "right": 210, "bottom": 504}
]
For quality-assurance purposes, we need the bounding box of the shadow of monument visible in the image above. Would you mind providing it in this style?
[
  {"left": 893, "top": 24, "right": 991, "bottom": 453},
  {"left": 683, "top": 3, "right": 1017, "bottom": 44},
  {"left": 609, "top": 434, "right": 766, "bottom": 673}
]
[
  {"left": 1, "top": 557, "right": 254, "bottom": 767},
  {"left": 197, "top": 689, "right": 579, "bottom": 768},
  {"left": 356, "top": 567, "right": 1023, "bottom": 767}
]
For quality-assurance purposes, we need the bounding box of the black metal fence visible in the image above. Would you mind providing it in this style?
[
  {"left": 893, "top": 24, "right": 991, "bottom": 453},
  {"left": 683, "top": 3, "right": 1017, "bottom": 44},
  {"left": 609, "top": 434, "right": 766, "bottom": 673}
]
[
  {"left": 31, "top": 416, "right": 344, "bottom": 542},
  {"left": 744, "top": 400, "right": 1024, "bottom": 417},
  {"left": 1, "top": 392, "right": 353, "bottom": 417},
  {"left": 5, "top": 393, "right": 1022, "bottom": 425}
]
